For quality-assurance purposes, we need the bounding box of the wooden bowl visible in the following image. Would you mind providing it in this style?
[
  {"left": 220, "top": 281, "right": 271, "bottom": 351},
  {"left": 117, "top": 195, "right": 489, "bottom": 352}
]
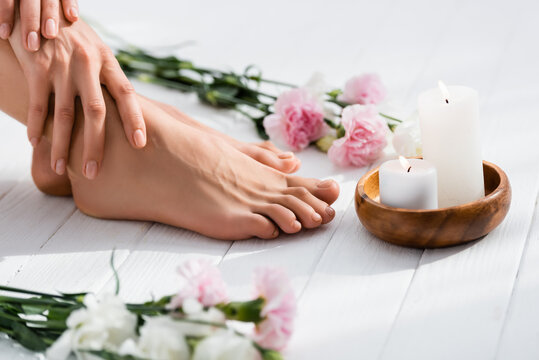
[{"left": 355, "top": 160, "right": 511, "bottom": 248}]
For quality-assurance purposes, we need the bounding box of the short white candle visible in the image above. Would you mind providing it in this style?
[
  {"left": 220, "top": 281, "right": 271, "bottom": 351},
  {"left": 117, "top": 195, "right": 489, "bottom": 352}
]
[
  {"left": 418, "top": 81, "right": 484, "bottom": 208},
  {"left": 379, "top": 157, "right": 438, "bottom": 210}
]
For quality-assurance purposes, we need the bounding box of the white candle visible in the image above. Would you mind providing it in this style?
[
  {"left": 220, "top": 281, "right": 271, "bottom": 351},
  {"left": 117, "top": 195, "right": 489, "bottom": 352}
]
[
  {"left": 379, "top": 157, "right": 438, "bottom": 210},
  {"left": 418, "top": 82, "right": 484, "bottom": 208}
]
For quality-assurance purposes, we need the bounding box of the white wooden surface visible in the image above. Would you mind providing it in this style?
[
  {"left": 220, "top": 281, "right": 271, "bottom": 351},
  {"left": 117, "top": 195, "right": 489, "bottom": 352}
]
[{"left": 1, "top": 0, "right": 539, "bottom": 359}]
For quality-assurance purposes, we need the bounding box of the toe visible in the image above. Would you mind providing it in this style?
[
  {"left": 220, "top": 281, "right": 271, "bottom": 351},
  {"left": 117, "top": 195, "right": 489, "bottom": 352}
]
[
  {"left": 253, "top": 203, "right": 302, "bottom": 234},
  {"left": 283, "top": 187, "right": 335, "bottom": 224},
  {"left": 243, "top": 214, "right": 279, "bottom": 239},
  {"left": 286, "top": 176, "right": 340, "bottom": 205},
  {"left": 273, "top": 193, "right": 324, "bottom": 229},
  {"left": 245, "top": 146, "right": 300, "bottom": 173}
]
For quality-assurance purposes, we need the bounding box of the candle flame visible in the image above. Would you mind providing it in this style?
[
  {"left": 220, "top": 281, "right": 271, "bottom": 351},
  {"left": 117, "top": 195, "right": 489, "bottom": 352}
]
[
  {"left": 399, "top": 156, "right": 412, "bottom": 172},
  {"left": 438, "top": 80, "right": 450, "bottom": 103}
]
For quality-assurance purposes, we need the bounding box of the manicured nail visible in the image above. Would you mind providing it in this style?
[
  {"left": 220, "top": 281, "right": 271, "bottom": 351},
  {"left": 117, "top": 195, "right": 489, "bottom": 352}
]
[
  {"left": 84, "top": 160, "right": 98, "bottom": 179},
  {"left": 69, "top": 7, "right": 79, "bottom": 19},
  {"left": 29, "top": 137, "right": 39, "bottom": 147},
  {"left": 312, "top": 212, "right": 322, "bottom": 222},
  {"left": 317, "top": 179, "right": 334, "bottom": 188},
  {"left": 27, "top": 31, "right": 39, "bottom": 51},
  {"left": 133, "top": 129, "right": 146, "bottom": 148},
  {"left": 278, "top": 152, "right": 294, "bottom": 159},
  {"left": 325, "top": 207, "right": 335, "bottom": 217},
  {"left": 0, "top": 23, "right": 11, "bottom": 39},
  {"left": 55, "top": 158, "right": 66, "bottom": 175},
  {"left": 45, "top": 19, "right": 57, "bottom": 37}
]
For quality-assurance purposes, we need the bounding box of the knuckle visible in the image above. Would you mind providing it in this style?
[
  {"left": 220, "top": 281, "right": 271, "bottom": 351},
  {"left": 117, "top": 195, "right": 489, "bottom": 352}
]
[
  {"left": 74, "top": 46, "right": 93, "bottom": 64},
  {"left": 29, "top": 102, "right": 46, "bottom": 117},
  {"left": 56, "top": 107, "right": 74, "bottom": 124},
  {"left": 117, "top": 82, "right": 135, "bottom": 96},
  {"left": 86, "top": 99, "right": 106, "bottom": 117},
  {"left": 21, "top": 14, "right": 40, "bottom": 28},
  {"left": 294, "top": 187, "right": 309, "bottom": 197},
  {"left": 42, "top": 1, "right": 59, "bottom": 14}
]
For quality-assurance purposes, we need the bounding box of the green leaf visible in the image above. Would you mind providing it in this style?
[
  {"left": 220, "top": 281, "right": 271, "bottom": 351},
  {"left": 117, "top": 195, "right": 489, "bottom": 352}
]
[
  {"left": 21, "top": 304, "right": 47, "bottom": 315},
  {"left": 10, "top": 322, "right": 48, "bottom": 351},
  {"left": 261, "top": 349, "right": 285, "bottom": 360},
  {"left": 217, "top": 298, "right": 265, "bottom": 323}
]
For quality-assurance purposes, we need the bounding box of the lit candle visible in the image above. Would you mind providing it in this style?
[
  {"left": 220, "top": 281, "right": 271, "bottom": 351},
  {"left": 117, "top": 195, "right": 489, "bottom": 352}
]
[
  {"left": 379, "top": 157, "right": 438, "bottom": 209},
  {"left": 418, "top": 81, "right": 484, "bottom": 208}
]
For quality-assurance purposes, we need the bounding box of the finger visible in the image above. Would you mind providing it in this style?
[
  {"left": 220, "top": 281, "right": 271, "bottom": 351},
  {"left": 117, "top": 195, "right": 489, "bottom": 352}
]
[
  {"left": 78, "top": 71, "right": 106, "bottom": 180},
  {"left": 60, "top": 0, "right": 78, "bottom": 22},
  {"left": 20, "top": 0, "right": 41, "bottom": 51},
  {"left": 50, "top": 80, "right": 75, "bottom": 175},
  {"left": 41, "top": 0, "right": 59, "bottom": 39},
  {"left": 26, "top": 75, "right": 51, "bottom": 148},
  {"left": 102, "top": 57, "right": 146, "bottom": 148},
  {"left": 0, "top": 0, "right": 14, "bottom": 40}
]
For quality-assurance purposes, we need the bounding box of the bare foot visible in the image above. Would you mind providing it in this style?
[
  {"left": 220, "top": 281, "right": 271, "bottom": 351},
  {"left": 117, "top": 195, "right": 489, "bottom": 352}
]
[
  {"left": 31, "top": 139, "right": 72, "bottom": 196},
  {"left": 31, "top": 99, "right": 300, "bottom": 195},
  {"left": 151, "top": 99, "right": 301, "bottom": 174},
  {"left": 66, "top": 96, "right": 339, "bottom": 240}
]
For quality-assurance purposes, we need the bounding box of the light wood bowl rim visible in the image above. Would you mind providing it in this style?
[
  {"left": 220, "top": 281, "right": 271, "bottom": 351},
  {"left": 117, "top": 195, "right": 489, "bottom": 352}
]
[{"left": 356, "top": 159, "right": 508, "bottom": 214}]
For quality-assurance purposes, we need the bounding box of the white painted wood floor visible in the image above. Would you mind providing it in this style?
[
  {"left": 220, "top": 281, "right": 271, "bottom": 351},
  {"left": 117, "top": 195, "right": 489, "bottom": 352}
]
[{"left": 1, "top": 0, "right": 538, "bottom": 358}]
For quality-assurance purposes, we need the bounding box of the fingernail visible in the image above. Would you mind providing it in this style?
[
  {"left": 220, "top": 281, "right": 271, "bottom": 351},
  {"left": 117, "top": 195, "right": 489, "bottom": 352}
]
[
  {"left": 84, "top": 160, "right": 98, "bottom": 180},
  {"left": 278, "top": 152, "right": 294, "bottom": 159},
  {"left": 45, "top": 18, "right": 57, "bottom": 37},
  {"left": 325, "top": 207, "right": 335, "bottom": 217},
  {"left": 29, "top": 137, "right": 39, "bottom": 147},
  {"left": 133, "top": 129, "right": 146, "bottom": 148},
  {"left": 0, "top": 23, "right": 11, "bottom": 39},
  {"left": 312, "top": 212, "right": 322, "bottom": 222},
  {"left": 27, "top": 31, "right": 39, "bottom": 51},
  {"left": 317, "top": 179, "right": 334, "bottom": 188},
  {"left": 69, "top": 7, "right": 79, "bottom": 19},
  {"left": 55, "top": 158, "right": 66, "bottom": 175}
]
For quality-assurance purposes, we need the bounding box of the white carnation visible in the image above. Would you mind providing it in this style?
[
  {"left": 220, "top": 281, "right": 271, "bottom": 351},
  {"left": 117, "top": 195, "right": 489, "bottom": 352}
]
[
  {"left": 46, "top": 293, "right": 137, "bottom": 360},
  {"left": 392, "top": 111, "right": 423, "bottom": 157},
  {"left": 192, "top": 330, "right": 261, "bottom": 360}
]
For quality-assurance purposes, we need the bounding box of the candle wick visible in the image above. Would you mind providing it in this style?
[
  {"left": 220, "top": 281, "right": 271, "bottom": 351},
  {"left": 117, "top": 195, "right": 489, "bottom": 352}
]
[
  {"left": 445, "top": 98, "right": 449, "bottom": 104},
  {"left": 407, "top": 166, "right": 412, "bottom": 173}
]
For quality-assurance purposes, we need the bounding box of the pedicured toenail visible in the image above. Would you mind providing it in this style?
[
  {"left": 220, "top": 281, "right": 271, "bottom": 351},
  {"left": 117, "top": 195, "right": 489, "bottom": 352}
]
[
  {"left": 293, "top": 220, "right": 301, "bottom": 231},
  {"left": 312, "top": 212, "right": 322, "bottom": 222},
  {"left": 326, "top": 207, "right": 335, "bottom": 216},
  {"left": 278, "top": 152, "right": 294, "bottom": 159},
  {"left": 317, "top": 179, "right": 334, "bottom": 188}
]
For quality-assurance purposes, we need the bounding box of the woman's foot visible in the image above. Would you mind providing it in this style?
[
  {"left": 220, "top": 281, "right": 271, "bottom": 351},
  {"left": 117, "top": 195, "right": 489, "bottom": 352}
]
[
  {"left": 152, "top": 99, "right": 301, "bottom": 174},
  {"left": 66, "top": 96, "right": 339, "bottom": 240},
  {"left": 31, "top": 99, "right": 300, "bottom": 196}
]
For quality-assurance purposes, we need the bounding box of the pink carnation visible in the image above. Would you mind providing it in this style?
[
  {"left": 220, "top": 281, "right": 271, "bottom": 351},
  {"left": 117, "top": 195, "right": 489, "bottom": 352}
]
[
  {"left": 339, "top": 73, "right": 386, "bottom": 105},
  {"left": 252, "top": 267, "right": 296, "bottom": 351},
  {"left": 263, "top": 88, "right": 327, "bottom": 151},
  {"left": 328, "top": 104, "right": 388, "bottom": 167},
  {"left": 168, "top": 259, "right": 228, "bottom": 309}
]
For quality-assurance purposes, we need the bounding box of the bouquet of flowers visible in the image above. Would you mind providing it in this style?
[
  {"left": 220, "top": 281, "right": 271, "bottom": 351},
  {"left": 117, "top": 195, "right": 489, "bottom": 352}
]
[
  {"left": 0, "top": 257, "right": 295, "bottom": 360},
  {"left": 115, "top": 48, "right": 407, "bottom": 167}
]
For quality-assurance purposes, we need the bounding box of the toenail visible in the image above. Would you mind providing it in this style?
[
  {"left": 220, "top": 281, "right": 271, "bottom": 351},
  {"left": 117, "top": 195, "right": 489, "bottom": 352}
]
[
  {"left": 325, "top": 207, "right": 335, "bottom": 217},
  {"left": 293, "top": 220, "right": 301, "bottom": 230},
  {"left": 55, "top": 158, "right": 66, "bottom": 175},
  {"left": 317, "top": 179, "right": 334, "bottom": 188},
  {"left": 278, "top": 152, "right": 294, "bottom": 159},
  {"left": 272, "top": 228, "right": 279, "bottom": 237},
  {"left": 312, "top": 212, "right": 322, "bottom": 222},
  {"left": 84, "top": 160, "right": 98, "bottom": 180}
]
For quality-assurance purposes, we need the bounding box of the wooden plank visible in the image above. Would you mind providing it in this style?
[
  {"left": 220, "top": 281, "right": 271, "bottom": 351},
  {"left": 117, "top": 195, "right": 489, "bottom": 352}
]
[
  {"left": 0, "top": 179, "right": 75, "bottom": 284},
  {"left": 8, "top": 211, "right": 151, "bottom": 294}
]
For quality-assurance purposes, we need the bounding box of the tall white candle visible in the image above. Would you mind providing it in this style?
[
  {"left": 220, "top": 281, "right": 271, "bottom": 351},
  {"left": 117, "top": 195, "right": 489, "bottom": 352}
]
[
  {"left": 379, "top": 157, "right": 438, "bottom": 210},
  {"left": 418, "top": 82, "right": 484, "bottom": 208}
]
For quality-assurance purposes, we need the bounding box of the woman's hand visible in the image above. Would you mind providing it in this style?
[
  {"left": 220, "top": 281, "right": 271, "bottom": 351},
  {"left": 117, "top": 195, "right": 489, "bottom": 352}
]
[
  {"left": 9, "top": 16, "right": 147, "bottom": 179},
  {"left": 0, "top": 0, "right": 79, "bottom": 50}
]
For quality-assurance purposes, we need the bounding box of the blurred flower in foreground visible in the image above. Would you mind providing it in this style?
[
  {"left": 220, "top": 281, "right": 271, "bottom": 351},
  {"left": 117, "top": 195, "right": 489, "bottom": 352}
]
[
  {"left": 392, "top": 112, "right": 422, "bottom": 157},
  {"left": 339, "top": 73, "right": 386, "bottom": 105}
]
